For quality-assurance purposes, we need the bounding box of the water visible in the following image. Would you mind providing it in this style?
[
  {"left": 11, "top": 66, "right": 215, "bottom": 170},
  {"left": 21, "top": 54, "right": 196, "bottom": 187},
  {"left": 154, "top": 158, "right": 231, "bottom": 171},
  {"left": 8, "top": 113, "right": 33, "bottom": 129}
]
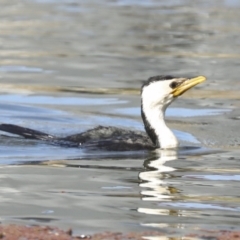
[{"left": 0, "top": 0, "right": 240, "bottom": 237}]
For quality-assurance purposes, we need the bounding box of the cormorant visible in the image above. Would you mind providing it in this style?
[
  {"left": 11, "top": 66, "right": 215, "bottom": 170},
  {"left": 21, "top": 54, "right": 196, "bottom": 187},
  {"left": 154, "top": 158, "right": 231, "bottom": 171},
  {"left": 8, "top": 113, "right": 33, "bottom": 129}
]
[{"left": 0, "top": 75, "right": 206, "bottom": 151}]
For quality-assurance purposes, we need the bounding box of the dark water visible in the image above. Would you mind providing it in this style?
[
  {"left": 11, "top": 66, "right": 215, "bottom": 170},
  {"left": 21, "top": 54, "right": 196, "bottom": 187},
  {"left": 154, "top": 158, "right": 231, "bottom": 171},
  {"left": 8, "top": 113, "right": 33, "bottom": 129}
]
[{"left": 0, "top": 0, "right": 240, "bottom": 237}]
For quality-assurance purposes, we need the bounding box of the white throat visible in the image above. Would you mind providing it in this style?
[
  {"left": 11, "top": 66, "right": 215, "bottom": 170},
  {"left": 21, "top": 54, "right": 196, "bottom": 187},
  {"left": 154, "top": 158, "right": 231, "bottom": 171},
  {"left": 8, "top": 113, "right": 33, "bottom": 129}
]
[{"left": 142, "top": 102, "right": 179, "bottom": 149}]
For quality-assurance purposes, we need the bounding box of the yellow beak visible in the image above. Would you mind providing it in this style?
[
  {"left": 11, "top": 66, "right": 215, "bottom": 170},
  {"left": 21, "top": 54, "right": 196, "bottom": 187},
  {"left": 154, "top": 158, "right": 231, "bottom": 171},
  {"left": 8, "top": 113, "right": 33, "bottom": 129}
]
[{"left": 172, "top": 76, "right": 206, "bottom": 97}]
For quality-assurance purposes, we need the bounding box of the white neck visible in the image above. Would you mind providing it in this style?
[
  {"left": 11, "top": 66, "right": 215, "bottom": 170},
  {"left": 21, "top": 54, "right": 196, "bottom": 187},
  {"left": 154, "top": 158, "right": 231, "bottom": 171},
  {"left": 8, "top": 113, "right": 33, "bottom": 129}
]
[{"left": 142, "top": 102, "right": 179, "bottom": 149}]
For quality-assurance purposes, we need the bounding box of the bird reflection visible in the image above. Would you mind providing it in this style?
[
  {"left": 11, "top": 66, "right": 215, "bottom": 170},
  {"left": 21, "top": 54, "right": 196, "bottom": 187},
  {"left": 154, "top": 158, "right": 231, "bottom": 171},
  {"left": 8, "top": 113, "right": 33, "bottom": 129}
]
[
  {"left": 139, "top": 149, "right": 179, "bottom": 202},
  {"left": 137, "top": 148, "right": 185, "bottom": 230},
  {"left": 138, "top": 149, "right": 187, "bottom": 230}
]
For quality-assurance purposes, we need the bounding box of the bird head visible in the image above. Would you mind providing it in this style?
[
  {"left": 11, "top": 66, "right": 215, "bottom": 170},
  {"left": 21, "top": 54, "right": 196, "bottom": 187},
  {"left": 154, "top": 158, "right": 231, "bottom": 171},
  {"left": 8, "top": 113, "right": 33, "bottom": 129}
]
[{"left": 141, "top": 75, "right": 206, "bottom": 112}]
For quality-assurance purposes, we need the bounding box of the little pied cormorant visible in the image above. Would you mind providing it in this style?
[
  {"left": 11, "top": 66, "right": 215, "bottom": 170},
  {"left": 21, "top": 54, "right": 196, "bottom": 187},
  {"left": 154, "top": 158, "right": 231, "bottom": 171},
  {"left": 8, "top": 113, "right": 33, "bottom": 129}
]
[{"left": 0, "top": 75, "right": 206, "bottom": 151}]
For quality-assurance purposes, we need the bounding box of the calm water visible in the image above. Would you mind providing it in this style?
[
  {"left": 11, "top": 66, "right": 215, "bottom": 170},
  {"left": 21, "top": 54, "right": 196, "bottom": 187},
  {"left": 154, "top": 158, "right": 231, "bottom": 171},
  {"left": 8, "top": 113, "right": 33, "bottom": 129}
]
[{"left": 0, "top": 0, "right": 240, "bottom": 237}]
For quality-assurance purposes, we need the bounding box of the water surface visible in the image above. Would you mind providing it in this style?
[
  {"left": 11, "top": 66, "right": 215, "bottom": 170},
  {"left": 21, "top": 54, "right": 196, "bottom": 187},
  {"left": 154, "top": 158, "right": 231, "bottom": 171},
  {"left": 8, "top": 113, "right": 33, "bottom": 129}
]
[{"left": 0, "top": 0, "right": 240, "bottom": 237}]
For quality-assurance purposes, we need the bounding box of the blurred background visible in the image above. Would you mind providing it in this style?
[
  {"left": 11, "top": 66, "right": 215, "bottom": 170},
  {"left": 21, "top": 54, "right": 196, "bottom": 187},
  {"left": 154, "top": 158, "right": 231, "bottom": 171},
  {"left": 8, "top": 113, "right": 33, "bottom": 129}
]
[{"left": 1, "top": 0, "right": 240, "bottom": 90}]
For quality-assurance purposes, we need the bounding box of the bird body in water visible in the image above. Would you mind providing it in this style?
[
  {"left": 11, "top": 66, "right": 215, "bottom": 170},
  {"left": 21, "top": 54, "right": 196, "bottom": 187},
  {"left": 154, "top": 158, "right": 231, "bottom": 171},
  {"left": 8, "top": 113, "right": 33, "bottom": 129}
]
[{"left": 0, "top": 75, "right": 206, "bottom": 151}]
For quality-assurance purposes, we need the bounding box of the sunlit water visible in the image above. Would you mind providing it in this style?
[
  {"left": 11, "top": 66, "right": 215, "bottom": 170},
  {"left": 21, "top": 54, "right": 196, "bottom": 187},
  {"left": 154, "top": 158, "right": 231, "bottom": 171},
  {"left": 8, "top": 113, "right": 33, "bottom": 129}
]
[{"left": 0, "top": 0, "right": 240, "bottom": 237}]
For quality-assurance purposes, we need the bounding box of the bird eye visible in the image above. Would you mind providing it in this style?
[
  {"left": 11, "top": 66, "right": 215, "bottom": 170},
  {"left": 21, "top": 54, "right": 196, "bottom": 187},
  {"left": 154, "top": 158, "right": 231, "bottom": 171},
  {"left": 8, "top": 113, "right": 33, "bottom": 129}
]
[{"left": 170, "top": 81, "right": 178, "bottom": 89}]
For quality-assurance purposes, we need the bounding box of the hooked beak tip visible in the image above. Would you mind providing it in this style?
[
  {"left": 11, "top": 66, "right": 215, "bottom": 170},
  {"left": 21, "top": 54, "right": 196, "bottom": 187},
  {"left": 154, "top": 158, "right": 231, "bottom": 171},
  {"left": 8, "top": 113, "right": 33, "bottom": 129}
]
[{"left": 172, "top": 76, "right": 206, "bottom": 97}]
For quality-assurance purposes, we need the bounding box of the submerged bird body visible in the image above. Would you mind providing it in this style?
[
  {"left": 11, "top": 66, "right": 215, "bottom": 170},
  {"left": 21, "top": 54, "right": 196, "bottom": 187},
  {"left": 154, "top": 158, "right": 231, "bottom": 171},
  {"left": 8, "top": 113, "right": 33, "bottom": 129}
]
[
  {"left": 64, "top": 126, "right": 154, "bottom": 151},
  {"left": 0, "top": 75, "right": 206, "bottom": 151},
  {"left": 0, "top": 124, "right": 154, "bottom": 151}
]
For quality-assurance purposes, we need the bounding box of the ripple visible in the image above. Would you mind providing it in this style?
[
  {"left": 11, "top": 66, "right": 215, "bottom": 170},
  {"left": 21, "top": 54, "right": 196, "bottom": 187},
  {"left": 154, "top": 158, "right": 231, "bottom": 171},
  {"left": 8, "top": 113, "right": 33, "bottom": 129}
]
[
  {"left": 0, "top": 66, "right": 47, "bottom": 73},
  {"left": 113, "top": 107, "right": 230, "bottom": 117},
  {"left": 159, "top": 202, "right": 240, "bottom": 212},
  {"left": 0, "top": 94, "right": 127, "bottom": 106},
  {"left": 185, "top": 174, "right": 240, "bottom": 181}
]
